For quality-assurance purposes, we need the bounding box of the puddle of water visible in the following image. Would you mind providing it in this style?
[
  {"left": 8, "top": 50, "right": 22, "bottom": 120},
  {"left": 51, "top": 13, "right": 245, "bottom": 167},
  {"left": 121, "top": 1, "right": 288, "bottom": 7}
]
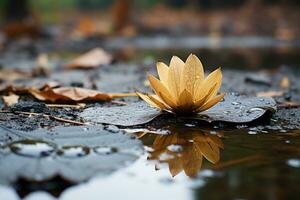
[{"left": 1, "top": 128, "right": 300, "bottom": 200}]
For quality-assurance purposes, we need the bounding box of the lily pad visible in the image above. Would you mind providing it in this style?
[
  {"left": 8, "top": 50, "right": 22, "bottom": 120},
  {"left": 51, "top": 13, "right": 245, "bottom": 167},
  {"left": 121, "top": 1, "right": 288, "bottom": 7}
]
[
  {"left": 80, "top": 102, "right": 161, "bottom": 126},
  {"left": 193, "top": 94, "right": 276, "bottom": 123},
  {"left": 80, "top": 94, "right": 276, "bottom": 126},
  {"left": 0, "top": 126, "right": 143, "bottom": 184}
]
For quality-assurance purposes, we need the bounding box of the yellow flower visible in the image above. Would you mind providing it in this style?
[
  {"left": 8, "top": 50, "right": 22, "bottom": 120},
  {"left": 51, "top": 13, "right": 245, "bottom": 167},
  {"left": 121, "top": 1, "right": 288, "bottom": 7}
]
[
  {"left": 148, "top": 130, "right": 223, "bottom": 177},
  {"left": 137, "top": 54, "right": 224, "bottom": 115}
]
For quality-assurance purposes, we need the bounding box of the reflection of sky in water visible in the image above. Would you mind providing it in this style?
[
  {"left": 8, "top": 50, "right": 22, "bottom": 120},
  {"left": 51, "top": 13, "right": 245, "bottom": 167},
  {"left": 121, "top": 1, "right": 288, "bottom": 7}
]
[{"left": 0, "top": 156, "right": 205, "bottom": 200}]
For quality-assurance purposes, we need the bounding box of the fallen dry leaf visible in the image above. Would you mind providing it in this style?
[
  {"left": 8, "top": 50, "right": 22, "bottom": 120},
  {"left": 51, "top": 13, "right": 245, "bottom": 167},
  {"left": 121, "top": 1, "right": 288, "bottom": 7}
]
[
  {"left": 29, "top": 86, "right": 136, "bottom": 102},
  {"left": 280, "top": 76, "right": 290, "bottom": 89},
  {"left": 2, "top": 93, "right": 19, "bottom": 106},
  {"left": 256, "top": 91, "right": 284, "bottom": 97},
  {"left": 63, "top": 48, "right": 113, "bottom": 69},
  {"left": 32, "top": 53, "right": 51, "bottom": 77},
  {"left": 0, "top": 69, "right": 31, "bottom": 82},
  {"left": 137, "top": 54, "right": 224, "bottom": 115}
]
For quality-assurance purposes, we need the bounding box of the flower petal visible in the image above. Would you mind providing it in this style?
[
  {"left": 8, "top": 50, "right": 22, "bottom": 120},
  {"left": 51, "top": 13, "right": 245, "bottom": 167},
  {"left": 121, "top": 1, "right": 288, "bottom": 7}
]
[
  {"left": 197, "top": 93, "right": 225, "bottom": 112},
  {"left": 136, "top": 92, "right": 161, "bottom": 109},
  {"left": 180, "top": 54, "right": 204, "bottom": 94},
  {"left": 148, "top": 74, "right": 177, "bottom": 107},
  {"left": 177, "top": 89, "right": 194, "bottom": 111},
  {"left": 193, "top": 83, "right": 217, "bottom": 110},
  {"left": 168, "top": 56, "right": 185, "bottom": 99},
  {"left": 156, "top": 62, "right": 169, "bottom": 87},
  {"left": 148, "top": 94, "right": 170, "bottom": 110},
  {"left": 194, "top": 67, "right": 222, "bottom": 101}
]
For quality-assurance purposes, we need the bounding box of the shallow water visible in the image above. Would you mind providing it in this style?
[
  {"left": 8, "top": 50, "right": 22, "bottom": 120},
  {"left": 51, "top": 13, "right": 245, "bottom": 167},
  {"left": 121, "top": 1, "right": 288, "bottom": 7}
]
[{"left": 1, "top": 127, "right": 299, "bottom": 200}]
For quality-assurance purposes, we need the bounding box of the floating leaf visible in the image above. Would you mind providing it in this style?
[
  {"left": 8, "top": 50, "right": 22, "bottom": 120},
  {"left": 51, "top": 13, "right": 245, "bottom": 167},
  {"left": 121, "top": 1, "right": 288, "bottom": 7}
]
[
  {"left": 193, "top": 94, "right": 276, "bottom": 123},
  {"left": 80, "top": 94, "right": 276, "bottom": 126},
  {"left": 0, "top": 126, "right": 143, "bottom": 183},
  {"left": 80, "top": 102, "right": 161, "bottom": 126},
  {"left": 63, "top": 48, "right": 113, "bottom": 69},
  {"left": 137, "top": 54, "right": 224, "bottom": 114},
  {"left": 29, "top": 86, "right": 136, "bottom": 102}
]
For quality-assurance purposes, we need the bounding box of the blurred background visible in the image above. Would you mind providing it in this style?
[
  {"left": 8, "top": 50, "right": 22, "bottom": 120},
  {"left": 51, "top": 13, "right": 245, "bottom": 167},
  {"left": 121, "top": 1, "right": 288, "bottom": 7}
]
[{"left": 0, "top": 0, "right": 300, "bottom": 68}]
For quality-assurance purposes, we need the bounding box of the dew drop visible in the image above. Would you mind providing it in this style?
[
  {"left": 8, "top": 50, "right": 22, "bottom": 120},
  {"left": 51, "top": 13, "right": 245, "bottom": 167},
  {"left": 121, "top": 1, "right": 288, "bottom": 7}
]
[
  {"left": 105, "top": 125, "right": 120, "bottom": 133},
  {"left": 57, "top": 145, "right": 90, "bottom": 158},
  {"left": 94, "top": 146, "right": 118, "bottom": 155},
  {"left": 247, "top": 107, "right": 264, "bottom": 113},
  {"left": 9, "top": 140, "right": 56, "bottom": 158},
  {"left": 231, "top": 101, "right": 241, "bottom": 105}
]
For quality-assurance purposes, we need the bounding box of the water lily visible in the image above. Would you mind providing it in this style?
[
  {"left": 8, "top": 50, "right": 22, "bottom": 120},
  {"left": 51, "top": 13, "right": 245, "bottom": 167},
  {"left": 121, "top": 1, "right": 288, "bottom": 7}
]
[
  {"left": 137, "top": 54, "right": 224, "bottom": 115},
  {"left": 148, "top": 130, "right": 223, "bottom": 177}
]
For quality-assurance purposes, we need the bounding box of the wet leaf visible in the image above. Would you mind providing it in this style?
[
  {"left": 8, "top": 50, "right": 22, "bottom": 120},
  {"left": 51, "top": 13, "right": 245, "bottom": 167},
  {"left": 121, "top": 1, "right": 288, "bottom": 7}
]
[
  {"left": 193, "top": 94, "right": 277, "bottom": 123},
  {"left": 80, "top": 94, "right": 276, "bottom": 126},
  {"left": 80, "top": 102, "right": 161, "bottom": 126},
  {"left": 63, "top": 48, "right": 113, "bottom": 69},
  {"left": 29, "top": 86, "right": 136, "bottom": 102},
  {"left": 2, "top": 93, "right": 19, "bottom": 107},
  {"left": 0, "top": 126, "right": 143, "bottom": 183}
]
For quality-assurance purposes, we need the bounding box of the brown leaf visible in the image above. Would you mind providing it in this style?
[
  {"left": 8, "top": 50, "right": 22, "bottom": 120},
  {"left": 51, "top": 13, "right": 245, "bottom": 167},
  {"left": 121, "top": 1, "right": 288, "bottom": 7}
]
[
  {"left": 0, "top": 69, "right": 31, "bottom": 82},
  {"left": 29, "top": 87, "right": 136, "bottom": 102},
  {"left": 63, "top": 48, "right": 113, "bottom": 69},
  {"left": 280, "top": 76, "right": 290, "bottom": 89},
  {"left": 256, "top": 91, "right": 284, "bottom": 97},
  {"left": 2, "top": 93, "right": 19, "bottom": 106}
]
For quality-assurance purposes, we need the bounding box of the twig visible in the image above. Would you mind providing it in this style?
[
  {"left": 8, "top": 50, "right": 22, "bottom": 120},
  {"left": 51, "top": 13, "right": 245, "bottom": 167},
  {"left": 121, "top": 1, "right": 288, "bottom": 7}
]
[
  {"left": 109, "top": 93, "right": 137, "bottom": 98},
  {"left": 278, "top": 102, "right": 300, "bottom": 109},
  {"left": 111, "top": 100, "right": 128, "bottom": 105},
  {"left": 0, "top": 110, "right": 88, "bottom": 126},
  {"left": 46, "top": 103, "right": 86, "bottom": 109}
]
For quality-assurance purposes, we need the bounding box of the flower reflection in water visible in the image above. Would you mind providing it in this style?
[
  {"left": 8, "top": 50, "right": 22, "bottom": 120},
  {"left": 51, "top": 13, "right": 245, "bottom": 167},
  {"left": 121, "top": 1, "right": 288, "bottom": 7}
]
[{"left": 139, "top": 129, "right": 224, "bottom": 177}]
